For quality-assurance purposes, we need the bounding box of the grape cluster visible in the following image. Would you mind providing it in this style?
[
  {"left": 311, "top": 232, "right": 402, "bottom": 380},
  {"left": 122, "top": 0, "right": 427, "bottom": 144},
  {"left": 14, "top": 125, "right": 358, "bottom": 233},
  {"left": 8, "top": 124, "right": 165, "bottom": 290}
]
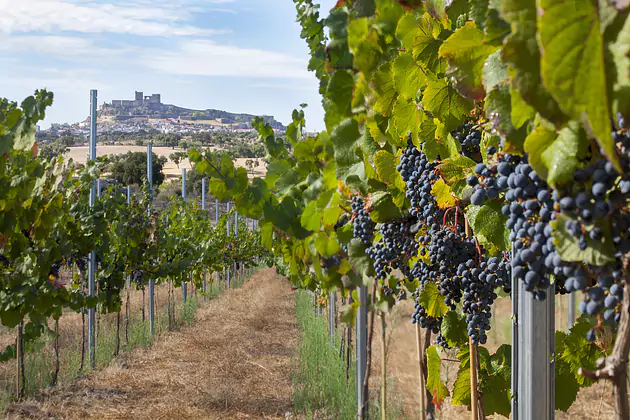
[
  {"left": 452, "top": 123, "right": 481, "bottom": 159},
  {"left": 436, "top": 334, "right": 450, "bottom": 349},
  {"left": 398, "top": 142, "right": 442, "bottom": 225},
  {"left": 416, "top": 225, "right": 477, "bottom": 309},
  {"left": 459, "top": 256, "right": 510, "bottom": 344},
  {"left": 411, "top": 298, "right": 441, "bottom": 334},
  {"left": 367, "top": 219, "right": 419, "bottom": 280},
  {"left": 351, "top": 197, "right": 374, "bottom": 246}
]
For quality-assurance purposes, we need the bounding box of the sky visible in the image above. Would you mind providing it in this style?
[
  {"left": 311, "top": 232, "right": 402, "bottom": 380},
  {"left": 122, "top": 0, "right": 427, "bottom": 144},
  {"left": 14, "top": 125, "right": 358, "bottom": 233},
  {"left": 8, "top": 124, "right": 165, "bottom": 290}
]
[{"left": 0, "top": 0, "right": 338, "bottom": 131}]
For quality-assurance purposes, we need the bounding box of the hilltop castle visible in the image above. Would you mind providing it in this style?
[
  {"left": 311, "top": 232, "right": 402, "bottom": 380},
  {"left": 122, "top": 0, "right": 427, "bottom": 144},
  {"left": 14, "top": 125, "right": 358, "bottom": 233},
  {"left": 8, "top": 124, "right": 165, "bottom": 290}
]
[{"left": 109, "top": 91, "right": 162, "bottom": 110}]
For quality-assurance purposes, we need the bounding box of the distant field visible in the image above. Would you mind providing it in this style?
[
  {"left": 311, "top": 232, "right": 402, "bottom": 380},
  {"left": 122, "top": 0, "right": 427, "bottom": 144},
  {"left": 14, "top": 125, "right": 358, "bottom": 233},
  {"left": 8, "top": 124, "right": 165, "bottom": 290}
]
[{"left": 65, "top": 145, "right": 266, "bottom": 178}]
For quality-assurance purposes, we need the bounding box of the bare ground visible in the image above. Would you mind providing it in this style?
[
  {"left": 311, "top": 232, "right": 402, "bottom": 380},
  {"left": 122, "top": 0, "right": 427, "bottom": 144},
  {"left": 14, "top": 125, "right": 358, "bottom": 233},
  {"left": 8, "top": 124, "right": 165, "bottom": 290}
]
[{"left": 8, "top": 269, "right": 298, "bottom": 420}]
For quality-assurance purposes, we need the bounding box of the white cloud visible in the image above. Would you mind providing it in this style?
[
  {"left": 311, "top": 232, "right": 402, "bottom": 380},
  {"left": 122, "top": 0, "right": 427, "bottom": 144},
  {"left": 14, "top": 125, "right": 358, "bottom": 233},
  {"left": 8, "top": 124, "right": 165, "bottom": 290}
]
[
  {"left": 0, "top": 35, "right": 122, "bottom": 57},
  {"left": 0, "top": 0, "right": 226, "bottom": 36},
  {"left": 142, "top": 40, "right": 312, "bottom": 79}
]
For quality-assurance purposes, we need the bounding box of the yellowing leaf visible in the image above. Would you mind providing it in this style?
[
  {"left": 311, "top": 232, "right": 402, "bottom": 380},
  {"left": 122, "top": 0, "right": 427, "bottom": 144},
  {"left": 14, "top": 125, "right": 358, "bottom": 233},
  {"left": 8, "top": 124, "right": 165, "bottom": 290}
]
[{"left": 431, "top": 179, "right": 456, "bottom": 209}]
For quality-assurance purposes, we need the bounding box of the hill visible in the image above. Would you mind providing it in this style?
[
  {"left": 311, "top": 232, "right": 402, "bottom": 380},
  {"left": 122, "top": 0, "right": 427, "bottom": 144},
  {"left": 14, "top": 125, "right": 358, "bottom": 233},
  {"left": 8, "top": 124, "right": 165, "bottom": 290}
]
[{"left": 100, "top": 102, "right": 285, "bottom": 130}]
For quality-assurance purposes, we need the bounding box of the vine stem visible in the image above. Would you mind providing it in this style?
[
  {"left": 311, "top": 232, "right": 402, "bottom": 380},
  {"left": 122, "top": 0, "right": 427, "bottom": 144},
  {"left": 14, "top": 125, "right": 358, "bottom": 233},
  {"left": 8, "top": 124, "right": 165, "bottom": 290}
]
[
  {"left": 578, "top": 252, "right": 630, "bottom": 420},
  {"left": 416, "top": 323, "right": 427, "bottom": 420},
  {"left": 361, "top": 281, "right": 377, "bottom": 419},
  {"left": 381, "top": 313, "right": 387, "bottom": 420}
]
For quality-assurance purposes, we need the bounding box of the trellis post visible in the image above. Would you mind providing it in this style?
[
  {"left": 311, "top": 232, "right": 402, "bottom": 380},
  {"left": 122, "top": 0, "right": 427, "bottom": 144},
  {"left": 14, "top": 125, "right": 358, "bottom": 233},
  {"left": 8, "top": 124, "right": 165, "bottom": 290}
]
[
  {"left": 182, "top": 168, "right": 188, "bottom": 303},
  {"left": 87, "top": 89, "right": 97, "bottom": 369},
  {"left": 147, "top": 144, "right": 155, "bottom": 335}
]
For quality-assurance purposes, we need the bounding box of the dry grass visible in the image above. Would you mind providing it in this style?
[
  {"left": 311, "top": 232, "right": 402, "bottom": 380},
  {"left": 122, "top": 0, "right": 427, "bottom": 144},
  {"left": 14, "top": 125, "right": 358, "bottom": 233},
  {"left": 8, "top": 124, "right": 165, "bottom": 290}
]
[{"left": 8, "top": 269, "right": 298, "bottom": 420}]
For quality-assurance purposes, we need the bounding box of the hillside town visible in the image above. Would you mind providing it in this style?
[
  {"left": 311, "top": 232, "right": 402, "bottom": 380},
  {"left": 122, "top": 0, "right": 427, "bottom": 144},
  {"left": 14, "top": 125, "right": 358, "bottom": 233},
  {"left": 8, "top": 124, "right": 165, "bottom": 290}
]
[{"left": 37, "top": 91, "right": 286, "bottom": 139}]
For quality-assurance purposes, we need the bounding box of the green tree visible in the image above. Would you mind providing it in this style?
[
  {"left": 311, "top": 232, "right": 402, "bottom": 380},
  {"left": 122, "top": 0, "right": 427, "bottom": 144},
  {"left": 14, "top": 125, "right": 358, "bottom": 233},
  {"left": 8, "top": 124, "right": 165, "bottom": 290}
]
[
  {"left": 108, "top": 152, "right": 166, "bottom": 187},
  {"left": 169, "top": 151, "right": 188, "bottom": 168}
]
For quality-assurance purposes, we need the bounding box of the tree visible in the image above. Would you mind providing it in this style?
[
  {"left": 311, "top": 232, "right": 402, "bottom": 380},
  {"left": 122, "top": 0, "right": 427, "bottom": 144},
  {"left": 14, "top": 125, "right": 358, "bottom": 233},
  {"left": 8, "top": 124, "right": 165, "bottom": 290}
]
[
  {"left": 108, "top": 152, "right": 166, "bottom": 187},
  {"left": 169, "top": 151, "right": 188, "bottom": 169}
]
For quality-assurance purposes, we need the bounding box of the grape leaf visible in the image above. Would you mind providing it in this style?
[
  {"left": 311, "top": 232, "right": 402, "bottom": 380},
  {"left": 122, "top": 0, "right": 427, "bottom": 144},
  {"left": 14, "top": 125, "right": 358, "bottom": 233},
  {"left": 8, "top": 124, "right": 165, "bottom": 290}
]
[
  {"left": 371, "top": 62, "right": 398, "bottom": 117},
  {"left": 482, "top": 49, "right": 509, "bottom": 92},
  {"left": 556, "top": 315, "right": 600, "bottom": 386},
  {"left": 553, "top": 214, "right": 616, "bottom": 266},
  {"left": 419, "top": 282, "right": 449, "bottom": 318},
  {"left": 300, "top": 201, "right": 321, "bottom": 232},
  {"left": 423, "top": 77, "right": 473, "bottom": 132},
  {"left": 393, "top": 52, "right": 425, "bottom": 99},
  {"left": 438, "top": 22, "right": 498, "bottom": 99},
  {"left": 369, "top": 191, "right": 403, "bottom": 222},
  {"left": 314, "top": 232, "right": 340, "bottom": 257},
  {"left": 510, "top": 83, "right": 536, "bottom": 129},
  {"left": 438, "top": 155, "right": 476, "bottom": 197},
  {"left": 393, "top": 96, "right": 422, "bottom": 143},
  {"left": 452, "top": 346, "right": 472, "bottom": 406},
  {"left": 440, "top": 311, "right": 468, "bottom": 347},
  {"left": 431, "top": 179, "right": 456, "bottom": 209},
  {"left": 500, "top": 0, "right": 566, "bottom": 124},
  {"left": 538, "top": 0, "right": 620, "bottom": 171},
  {"left": 348, "top": 238, "right": 375, "bottom": 278},
  {"left": 426, "top": 345, "right": 449, "bottom": 408},
  {"left": 524, "top": 121, "right": 589, "bottom": 187},
  {"left": 467, "top": 200, "right": 508, "bottom": 254},
  {"left": 610, "top": 12, "right": 630, "bottom": 126},
  {"left": 374, "top": 150, "right": 405, "bottom": 190}
]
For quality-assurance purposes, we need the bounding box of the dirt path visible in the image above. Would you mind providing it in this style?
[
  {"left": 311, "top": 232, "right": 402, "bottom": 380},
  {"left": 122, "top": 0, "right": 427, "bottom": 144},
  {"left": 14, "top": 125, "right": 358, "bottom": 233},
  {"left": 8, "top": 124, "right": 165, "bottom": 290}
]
[{"left": 10, "top": 269, "right": 298, "bottom": 420}]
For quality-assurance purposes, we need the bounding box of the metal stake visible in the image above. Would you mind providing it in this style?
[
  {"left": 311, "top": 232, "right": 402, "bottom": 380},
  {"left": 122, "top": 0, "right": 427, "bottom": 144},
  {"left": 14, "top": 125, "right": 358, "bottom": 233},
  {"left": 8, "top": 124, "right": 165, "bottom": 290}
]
[
  {"left": 147, "top": 144, "right": 155, "bottom": 335},
  {"left": 87, "top": 89, "right": 97, "bottom": 369},
  {"left": 182, "top": 168, "right": 187, "bottom": 303}
]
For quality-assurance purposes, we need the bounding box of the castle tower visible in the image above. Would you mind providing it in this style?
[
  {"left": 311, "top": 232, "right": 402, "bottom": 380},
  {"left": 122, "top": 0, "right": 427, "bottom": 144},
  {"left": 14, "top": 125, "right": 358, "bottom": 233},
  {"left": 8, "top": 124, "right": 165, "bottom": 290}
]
[{"left": 135, "top": 91, "right": 143, "bottom": 106}]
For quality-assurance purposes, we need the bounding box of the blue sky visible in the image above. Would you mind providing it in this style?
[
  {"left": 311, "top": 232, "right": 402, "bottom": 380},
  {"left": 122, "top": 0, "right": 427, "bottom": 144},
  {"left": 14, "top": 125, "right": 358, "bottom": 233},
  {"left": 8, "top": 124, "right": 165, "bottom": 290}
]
[{"left": 0, "top": 0, "right": 337, "bottom": 131}]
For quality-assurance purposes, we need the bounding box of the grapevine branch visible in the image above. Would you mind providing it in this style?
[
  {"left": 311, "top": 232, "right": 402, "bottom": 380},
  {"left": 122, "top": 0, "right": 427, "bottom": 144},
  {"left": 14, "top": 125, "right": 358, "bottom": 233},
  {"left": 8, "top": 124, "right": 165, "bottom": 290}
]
[{"left": 578, "top": 252, "right": 630, "bottom": 420}]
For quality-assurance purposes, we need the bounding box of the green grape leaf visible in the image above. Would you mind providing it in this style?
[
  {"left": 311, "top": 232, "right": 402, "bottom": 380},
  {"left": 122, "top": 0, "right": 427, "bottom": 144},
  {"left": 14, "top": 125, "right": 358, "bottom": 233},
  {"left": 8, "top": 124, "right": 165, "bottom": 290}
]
[
  {"left": 610, "top": 12, "right": 630, "bottom": 126},
  {"left": 483, "top": 373, "right": 511, "bottom": 417},
  {"left": 524, "top": 121, "right": 589, "bottom": 187},
  {"left": 553, "top": 214, "right": 616, "bottom": 266},
  {"left": 440, "top": 311, "right": 468, "bottom": 347},
  {"left": 300, "top": 202, "right": 321, "bottom": 232},
  {"left": 374, "top": 150, "right": 405, "bottom": 190},
  {"left": 348, "top": 17, "right": 369, "bottom": 50},
  {"left": 322, "top": 193, "right": 343, "bottom": 227},
  {"left": 423, "top": 77, "right": 473, "bottom": 132},
  {"left": 393, "top": 96, "right": 422, "bottom": 143},
  {"left": 452, "top": 362, "right": 471, "bottom": 406},
  {"left": 419, "top": 282, "right": 449, "bottom": 318},
  {"left": 538, "top": 0, "right": 619, "bottom": 171},
  {"left": 467, "top": 200, "right": 508, "bottom": 254},
  {"left": 426, "top": 345, "right": 449, "bottom": 408},
  {"left": 438, "top": 155, "right": 476, "bottom": 197},
  {"left": 500, "top": 0, "right": 566, "bottom": 125},
  {"left": 510, "top": 84, "right": 536, "bottom": 129},
  {"left": 556, "top": 315, "right": 600, "bottom": 386},
  {"left": 314, "top": 232, "right": 340, "bottom": 258},
  {"left": 371, "top": 62, "right": 398, "bottom": 117},
  {"left": 438, "top": 21, "right": 499, "bottom": 99},
  {"left": 555, "top": 358, "right": 581, "bottom": 411},
  {"left": 485, "top": 82, "right": 525, "bottom": 153},
  {"left": 393, "top": 52, "right": 426, "bottom": 99},
  {"left": 326, "top": 70, "right": 354, "bottom": 117},
  {"left": 431, "top": 179, "right": 456, "bottom": 209},
  {"left": 348, "top": 238, "right": 375, "bottom": 278},
  {"left": 331, "top": 118, "right": 362, "bottom": 168},
  {"left": 482, "top": 49, "right": 509, "bottom": 92},
  {"left": 369, "top": 191, "right": 402, "bottom": 222}
]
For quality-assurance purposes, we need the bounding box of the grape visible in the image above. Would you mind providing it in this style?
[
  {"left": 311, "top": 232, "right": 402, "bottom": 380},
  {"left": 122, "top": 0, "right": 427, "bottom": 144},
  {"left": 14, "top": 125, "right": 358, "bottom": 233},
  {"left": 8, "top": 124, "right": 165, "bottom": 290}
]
[
  {"left": 351, "top": 197, "right": 374, "bottom": 246},
  {"left": 436, "top": 334, "right": 450, "bottom": 349},
  {"left": 452, "top": 123, "right": 481, "bottom": 159}
]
